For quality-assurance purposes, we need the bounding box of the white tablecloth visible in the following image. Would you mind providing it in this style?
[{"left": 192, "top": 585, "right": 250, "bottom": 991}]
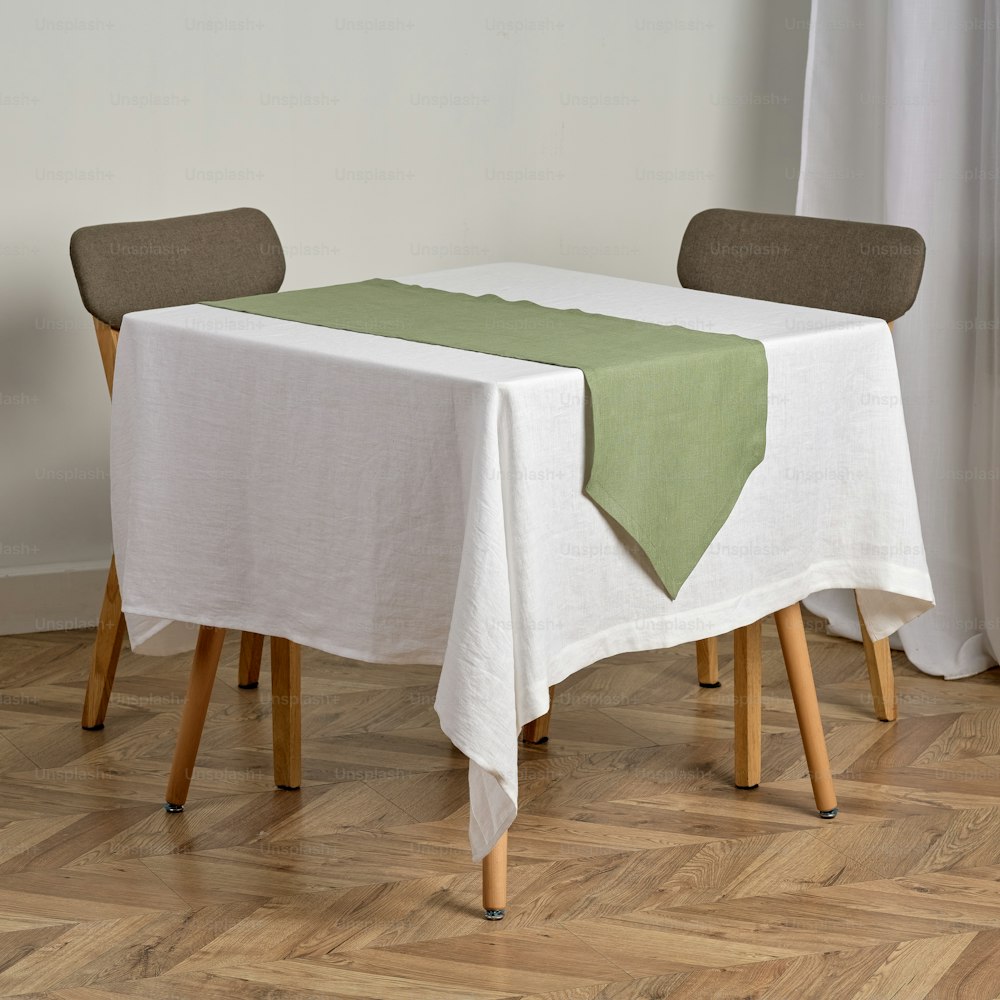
[{"left": 111, "top": 263, "right": 934, "bottom": 859}]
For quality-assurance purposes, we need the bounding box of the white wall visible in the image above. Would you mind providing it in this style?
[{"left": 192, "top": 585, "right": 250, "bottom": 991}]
[{"left": 0, "top": 0, "right": 809, "bottom": 631}]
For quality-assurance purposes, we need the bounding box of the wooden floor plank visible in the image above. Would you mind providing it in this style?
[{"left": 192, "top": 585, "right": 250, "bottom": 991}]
[{"left": 1, "top": 621, "right": 999, "bottom": 997}]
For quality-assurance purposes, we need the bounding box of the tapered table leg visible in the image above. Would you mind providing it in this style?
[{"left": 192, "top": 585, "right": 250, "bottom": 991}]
[
  {"left": 482, "top": 832, "right": 508, "bottom": 920},
  {"left": 270, "top": 636, "right": 302, "bottom": 791},
  {"left": 521, "top": 686, "right": 555, "bottom": 744},
  {"left": 164, "top": 625, "right": 226, "bottom": 812},
  {"left": 733, "top": 622, "right": 762, "bottom": 789},
  {"left": 773, "top": 603, "right": 838, "bottom": 818},
  {"left": 238, "top": 631, "right": 265, "bottom": 689},
  {"left": 696, "top": 636, "right": 721, "bottom": 688}
]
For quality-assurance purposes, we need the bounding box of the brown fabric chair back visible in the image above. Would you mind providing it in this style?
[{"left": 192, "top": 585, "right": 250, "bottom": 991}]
[
  {"left": 677, "top": 208, "right": 925, "bottom": 322},
  {"left": 70, "top": 207, "right": 285, "bottom": 329}
]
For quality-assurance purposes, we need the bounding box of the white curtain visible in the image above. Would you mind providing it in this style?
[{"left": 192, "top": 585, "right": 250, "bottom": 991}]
[{"left": 797, "top": 0, "right": 1000, "bottom": 678}]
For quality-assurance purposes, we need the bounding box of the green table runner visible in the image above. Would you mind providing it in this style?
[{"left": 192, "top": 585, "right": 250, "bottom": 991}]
[{"left": 205, "top": 279, "right": 767, "bottom": 598}]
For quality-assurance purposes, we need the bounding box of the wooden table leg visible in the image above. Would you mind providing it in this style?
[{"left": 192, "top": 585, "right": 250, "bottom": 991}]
[
  {"left": 482, "top": 831, "right": 508, "bottom": 920},
  {"left": 521, "top": 686, "right": 555, "bottom": 744},
  {"left": 696, "top": 636, "right": 720, "bottom": 688},
  {"left": 773, "top": 603, "right": 838, "bottom": 818},
  {"left": 270, "top": 636, "right": 302, "bottom": 791},
  {"left": 733, "top": 622, "right": 762, "bottom": 789},
  {"left": 81, "top": 556, "right": 127, "bottom": 730},
  {"left": 164, "top": 625, "right": 226, "bottom": 812},
  {"left": 855, "top": 593, "right": 897, "bottom": 721},
  {"left": 238, "top": 631, "right": 265, "bottom": 689}
]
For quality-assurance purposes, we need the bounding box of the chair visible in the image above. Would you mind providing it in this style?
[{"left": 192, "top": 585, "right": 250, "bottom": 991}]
[
  {"left": 677, "top": 207, "right": 926, "bottom": 730},
  {"left": 68, "top": 208, "right": 299, "bottom": 795},
  {"left": 523, "top": 208, "right": 925, "bottom": 809}
]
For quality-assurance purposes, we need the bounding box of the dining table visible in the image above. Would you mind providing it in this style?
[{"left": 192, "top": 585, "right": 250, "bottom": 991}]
[{"left": 109, "top": 261, "right": 934, "bottom": 918}]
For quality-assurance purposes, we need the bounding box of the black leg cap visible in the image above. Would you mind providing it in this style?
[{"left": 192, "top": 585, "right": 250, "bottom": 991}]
[
  {"left": 81, "top": 723, "right": 105, "bottom": 731},
  {"left": 522, "top": 735, "right": 549, "bottom": 745},
  {"left": 699, "top": 681, "right": 722, "bottom": 688},
  {"left": 735, "top": 783, "right": 760, "bottom": 790},
  {"left": 164, "top": 802, "right": 184, "bottom": 813},
  {"left": 484, "top": 908, "right": 505, "bottom": 920},
  {"left": 819, "top": 807, "right": 839, "bottom": 820},
  {"left": 276, "top": 785, "right": 301, "bottom": 792},
  {"left": 237, "top": 682, "right": 259, "bottom": 690}
]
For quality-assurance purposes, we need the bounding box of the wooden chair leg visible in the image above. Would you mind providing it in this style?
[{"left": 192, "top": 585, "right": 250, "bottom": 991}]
[
  {"left": 82, "top": 316, "right": 126, "bottom": 730},
  {"left": 696, "top": 636, "right": 720, "bottom": 688},
  {"left": 521, "top": 686, "right": 555, "bottom": 744},
  {"left": 733, "top": 622, "right": 762, "bottom": 789},
  {"left": 855, "top": 593, "right": 897, "bottom": 721},
  {"left": 773, "top": 604, "right": 838, "bottom": 818},
  {"left": 270, "top": 637, "right": 302, "bottom": 791},
  {"left": 482, "top": 831, "right": 508, "bottom": 920},
  {"left": 81, "top": 556, "right": 127, "bottom": 730},
  {"left": 238, "top": 631, "right": 265, "bottom": 689},
  {"left": 164, "top": 625, "right": 226, "bottom": 811}
]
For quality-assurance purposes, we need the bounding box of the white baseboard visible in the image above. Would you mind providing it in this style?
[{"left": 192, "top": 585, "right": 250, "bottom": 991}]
[{"left": 0, "top": 561, "right": 109, "bottom": 635}]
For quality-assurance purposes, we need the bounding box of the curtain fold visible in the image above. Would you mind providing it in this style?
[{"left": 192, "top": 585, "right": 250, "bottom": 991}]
[
  {"left": 798, "top": 0, "right": 1000, "bottom": 678},
  {"left": 972, "top": 3, "right": 1000, "bottom": 666}
]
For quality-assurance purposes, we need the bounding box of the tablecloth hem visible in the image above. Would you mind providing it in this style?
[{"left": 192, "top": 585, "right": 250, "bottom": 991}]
[
  {"left": 541, "top": 560, "right": 933, "bottom": 690},
  {"left": 121, "top": 604, "right": 450, "bottom": 665},
  {"left": 122, "top": 560, "right": 932, "bottom": 668}
]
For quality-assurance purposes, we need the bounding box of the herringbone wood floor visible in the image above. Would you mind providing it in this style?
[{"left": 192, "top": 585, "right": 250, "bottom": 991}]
[{"left": 1, "top": 617, "right": 999, "bottom": 999}]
